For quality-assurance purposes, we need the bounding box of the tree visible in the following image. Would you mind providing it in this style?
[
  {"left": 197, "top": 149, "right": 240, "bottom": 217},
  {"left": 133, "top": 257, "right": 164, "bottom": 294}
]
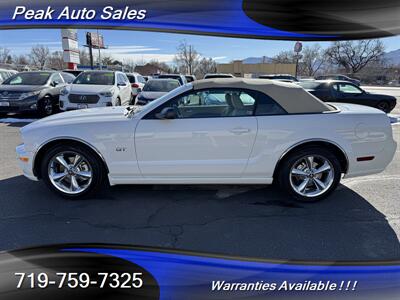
[
  {"left": 79, "top": 48, "right": 91, "bottom": 66},
  {"left": 122, "top": 58, "right": 136, "bottom": 73},
  {"left": 0, "top": 47, "right": 11, "bottom": 63},
  {"left": 13, "top": 54, "right": 30, "bottom": 66},
  {"left": 48, "top": 51, "right": 64, "bottom": 70},
  {"left": 325, "top": 40, "right": 385, "bottom": 74},
  {"left": 300, "top": 45, "right": 326, "bottom": 76},
  {"left": 195, "top": 57, "right": 217, "bottom": 78},
  {"left": 148, "top": 60, "right": 172, "bottom": 73},
  {"left": 101, "top": 55, "right": 114, "bottom": 66},
  {"left": 272, "top": 50, "right": 297, "bottom": 64},
  {"left": 30, "top": 45, "right": 50, "bottom": 70},
  {"left": 174, "top": 40, "right": 201, "bottom": 74}
]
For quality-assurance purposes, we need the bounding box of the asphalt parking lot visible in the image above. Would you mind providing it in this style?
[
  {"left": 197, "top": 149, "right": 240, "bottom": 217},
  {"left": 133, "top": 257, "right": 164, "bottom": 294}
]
[{"left": 0, "top": 88, "right": 399, "bottom": 261}]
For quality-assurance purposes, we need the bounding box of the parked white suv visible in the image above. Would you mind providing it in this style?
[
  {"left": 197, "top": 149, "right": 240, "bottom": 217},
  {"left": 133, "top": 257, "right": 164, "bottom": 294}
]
[
  {"left": 125, "top": 73, "right": 146, "bottom": 101},
  {"left": 59, "top": 71, "right": 132, "bottom": 111}
]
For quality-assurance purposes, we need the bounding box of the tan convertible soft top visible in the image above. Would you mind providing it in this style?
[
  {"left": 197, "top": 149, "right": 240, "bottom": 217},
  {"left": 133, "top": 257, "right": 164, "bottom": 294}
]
[{"left": 192, "top": 78, "right": 332, "bottom": 114}]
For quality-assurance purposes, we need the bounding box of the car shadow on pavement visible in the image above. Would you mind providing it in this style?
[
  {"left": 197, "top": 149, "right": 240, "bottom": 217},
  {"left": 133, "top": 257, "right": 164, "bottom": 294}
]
[{"left": 0, "top": 175, "right": 399, "bottom": 261}]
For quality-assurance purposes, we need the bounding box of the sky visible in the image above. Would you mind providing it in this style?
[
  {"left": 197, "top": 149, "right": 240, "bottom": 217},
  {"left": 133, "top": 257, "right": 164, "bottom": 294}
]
[{"left": 0, "top": 29, "right": 400, "bottom": 64}]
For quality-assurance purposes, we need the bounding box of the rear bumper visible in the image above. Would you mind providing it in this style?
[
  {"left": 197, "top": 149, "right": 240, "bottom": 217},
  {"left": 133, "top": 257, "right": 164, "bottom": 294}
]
[
  {"left": 16, "top": 144, "right": 38, "bottom": 181},
  {"left": 344, "top": 138, "right": 397, "bottom": 178}
]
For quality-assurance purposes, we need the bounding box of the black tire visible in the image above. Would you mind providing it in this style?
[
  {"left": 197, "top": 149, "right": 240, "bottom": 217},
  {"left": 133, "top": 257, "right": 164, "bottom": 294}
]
[
  {"left": 40, "top": 144, "right": 107, "bottom": 199},
  {"left": 38, "top": 96, "right": 54, "bottom": 117},
  {"left": 376, "top": 101, "right": 390, "bottom": 113},
  {"left": 277, "top": 146, "right": 342, "bottom": 202},
  {"left": 115, "top": 97, "right": 121, "bottom": 106}
]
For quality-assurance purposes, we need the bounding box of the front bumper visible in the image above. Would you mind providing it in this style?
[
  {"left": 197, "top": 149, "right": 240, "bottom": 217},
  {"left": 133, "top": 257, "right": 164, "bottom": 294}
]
[
  {"left": 59, "top": 95, "right": 113, "bottom": 111},
  {"left": 16, "top": 144, "right": 38, "bottom": 181},
  {"left": 0, "top": 97, "right": 38, "bottom": 113}
]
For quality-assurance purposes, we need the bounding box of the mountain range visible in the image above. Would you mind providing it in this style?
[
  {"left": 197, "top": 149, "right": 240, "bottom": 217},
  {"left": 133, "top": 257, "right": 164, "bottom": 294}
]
[{"left": 241, "top": 49, "right": 400, "bottom": 65}]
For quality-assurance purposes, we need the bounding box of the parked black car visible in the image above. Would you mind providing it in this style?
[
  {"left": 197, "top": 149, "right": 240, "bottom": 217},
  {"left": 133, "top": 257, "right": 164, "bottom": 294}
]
[
  {"left": 185, "top": 75, "right": 197, "bottom": 82},
  {"left": 0, "top": 71, "right": 73, "bottom": 117},
  {"left": 299, "top": 80, "right": 397, "bottom": 113},
  {"left": 315, "top": 74, "right": 361, "bottom": 86}
]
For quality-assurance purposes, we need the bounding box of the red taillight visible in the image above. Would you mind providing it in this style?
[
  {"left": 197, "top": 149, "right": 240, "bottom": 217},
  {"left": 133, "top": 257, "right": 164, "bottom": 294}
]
[{"left": 131, "top": 83, "right": 140, "bottom": 88}]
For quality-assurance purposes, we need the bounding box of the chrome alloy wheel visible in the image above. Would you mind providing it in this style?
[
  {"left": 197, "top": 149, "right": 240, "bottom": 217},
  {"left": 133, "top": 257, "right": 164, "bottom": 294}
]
[
  {"left": 48, "top": 151, "right": 93, "bottom": 195},
  {"left": 289, "top": 155, "right": 334, "bottom": 198}
]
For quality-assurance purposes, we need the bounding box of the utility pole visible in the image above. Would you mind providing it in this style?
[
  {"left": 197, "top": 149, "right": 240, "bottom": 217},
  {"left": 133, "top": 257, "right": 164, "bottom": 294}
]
[{"left": 97, "top": 29, "right": 101, "bottom": 70}]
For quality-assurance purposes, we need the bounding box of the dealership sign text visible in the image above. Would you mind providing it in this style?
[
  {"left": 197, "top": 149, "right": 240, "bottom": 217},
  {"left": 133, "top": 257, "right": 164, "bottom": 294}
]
[{"left": 12, "top": 6, "right": 147, "bottom": 21}]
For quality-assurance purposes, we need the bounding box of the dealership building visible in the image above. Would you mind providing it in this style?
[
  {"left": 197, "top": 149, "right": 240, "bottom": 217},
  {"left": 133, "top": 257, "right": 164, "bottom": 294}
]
[{"left": 217, "top": 60, "right": 296, "bottom": 77}]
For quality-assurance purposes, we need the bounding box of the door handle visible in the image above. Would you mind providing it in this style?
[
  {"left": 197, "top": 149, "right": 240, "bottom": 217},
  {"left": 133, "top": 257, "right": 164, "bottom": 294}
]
[{"left": 230, "top": 128, "right": 250, "bottom": 134}]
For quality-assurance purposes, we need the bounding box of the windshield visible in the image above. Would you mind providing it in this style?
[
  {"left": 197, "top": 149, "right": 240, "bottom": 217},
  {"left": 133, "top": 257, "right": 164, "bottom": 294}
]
[
  {"left": 73, "top": 72, "right": 115, "bottom": 85},
  {"left": 143, "top": 80, "right": 180, "bottom": 92},
  {"left": 3, "top": 72, "right": 51, "bottom": 85},
  {"left": 126, "top": 84, "right": 189, "bottom": 117}
]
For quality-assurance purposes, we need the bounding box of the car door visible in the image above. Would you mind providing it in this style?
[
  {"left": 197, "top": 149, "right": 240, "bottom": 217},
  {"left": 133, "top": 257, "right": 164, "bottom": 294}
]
[
  {"left": 134, "top": 88, "right": 258, "bottom": 178},
  {"left": 332, "top": 82, "right": 365, "bottom": 104}
]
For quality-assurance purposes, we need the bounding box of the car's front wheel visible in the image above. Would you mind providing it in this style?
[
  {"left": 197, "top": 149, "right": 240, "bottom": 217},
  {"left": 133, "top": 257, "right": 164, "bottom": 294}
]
[
  {"left": 277, "top": 147, "right": 342, "bottom": 202},
  {"left": 41, "top": 144, "right": 106, "bottom": 199},
  {"left": 38, "top": 96, "right": 54, "bottom": 117}
]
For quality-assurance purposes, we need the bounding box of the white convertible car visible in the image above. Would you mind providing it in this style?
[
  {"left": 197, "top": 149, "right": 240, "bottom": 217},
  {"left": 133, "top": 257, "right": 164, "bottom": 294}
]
[{"left": 16, "top": 78, "right": 396, "bottom": 201}]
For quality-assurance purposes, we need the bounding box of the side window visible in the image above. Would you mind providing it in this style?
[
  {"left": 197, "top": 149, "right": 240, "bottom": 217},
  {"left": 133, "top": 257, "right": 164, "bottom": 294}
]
[
  {"left": 117, "top": 74, "right": 127, "bottom": 84},
  {"left": 337, "top": 83, "right": 362, "bottom": 94},
  {"left": 61, "top": 73, "right": 75, "bottom": 84},
  {"left": 255, "top": 92, "right": 287, "bottom": 116},
  {"left": 138, "top": 76, "right": 146, "bottom": 83},
  {"left": 51, "top": 73, "right": 63, "bottom": 84},
  {"left": 147, "top": 89, "right": 256, "bottom": 119},
  {"left": 127, "top": 75, "right": 136, "bottom": 83},
  {"left": 122, "top": 73, "right": 129, "bottom": 83}
]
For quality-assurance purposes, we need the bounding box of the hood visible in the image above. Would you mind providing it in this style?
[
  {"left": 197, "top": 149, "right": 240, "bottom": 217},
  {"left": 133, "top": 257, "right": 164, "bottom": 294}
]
[
  {"left": 0, "top": 85, "right": 47, "bottom": 92},
  {"left": 21, "top": 106, "right": 127, "bottom": 133},
  {"left": 69, "top": 84, "right": 114, "bottom": 94},
  {"left": 139, "top": 91, "right": 167, "bottom": 100}
]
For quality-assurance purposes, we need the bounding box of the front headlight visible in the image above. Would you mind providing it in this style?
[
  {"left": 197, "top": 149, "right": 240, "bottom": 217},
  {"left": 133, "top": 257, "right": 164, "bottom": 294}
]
[
  {"left": 100, "top": 90, "right": 114, "bottom": 97},
  {"left": 60, "top": 87, "right": 69, "bottom": 96},
  {"left": 20, "top": 90, "right": 41, "bottom": 99}
]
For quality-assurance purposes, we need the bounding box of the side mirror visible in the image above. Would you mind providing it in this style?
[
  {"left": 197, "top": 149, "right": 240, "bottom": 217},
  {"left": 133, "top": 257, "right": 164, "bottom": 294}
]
[
  {"left": 155, "top": 107, "right": 177, "bottom": 119},
  {"left": 52, "top": 80, "right": 60, "bottom": 87}
]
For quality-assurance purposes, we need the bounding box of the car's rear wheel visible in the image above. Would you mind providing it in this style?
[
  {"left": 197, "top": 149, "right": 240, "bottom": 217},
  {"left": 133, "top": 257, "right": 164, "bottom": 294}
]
[
  {"left": 41, "top": 144, "right": 106, "bottom": 199},
  {"left": 277, "top": 147, "right": 341, "bottom": 202},
  {"left": 377, "top": 101, "right": 390, "bottom": 113}
]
